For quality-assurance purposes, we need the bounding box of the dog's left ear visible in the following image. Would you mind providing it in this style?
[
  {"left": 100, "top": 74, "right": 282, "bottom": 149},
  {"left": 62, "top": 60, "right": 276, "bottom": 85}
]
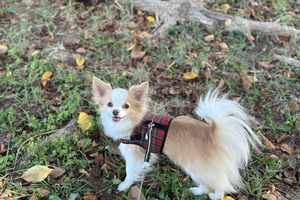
[{"left": 129, "top": 82, "right": 149, "bottom": 101}]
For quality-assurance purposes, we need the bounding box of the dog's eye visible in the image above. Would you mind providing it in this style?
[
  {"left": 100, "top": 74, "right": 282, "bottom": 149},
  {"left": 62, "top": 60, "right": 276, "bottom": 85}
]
[
  {"left": 123, "top": 104, "right": 129, "bottom": 109},
  {"left": 107, "top": 102, "right": 113, "bottom": 107}
]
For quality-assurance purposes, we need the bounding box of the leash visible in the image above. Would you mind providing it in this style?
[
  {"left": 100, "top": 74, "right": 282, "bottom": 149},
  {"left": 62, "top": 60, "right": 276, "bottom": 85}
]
[{"left": 138, "top": 120, "right": 154, "bottom": 200}]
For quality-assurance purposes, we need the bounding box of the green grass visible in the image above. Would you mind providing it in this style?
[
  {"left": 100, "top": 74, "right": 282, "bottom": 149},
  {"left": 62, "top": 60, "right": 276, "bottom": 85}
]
[{"left": 1, "top": 0, "right": 300, "bottom": 199}]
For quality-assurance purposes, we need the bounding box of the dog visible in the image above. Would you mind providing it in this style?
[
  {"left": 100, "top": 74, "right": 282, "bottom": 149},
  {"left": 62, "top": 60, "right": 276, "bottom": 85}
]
[{"left": 92, "top": 77, "right": 261, "bottom": 200}]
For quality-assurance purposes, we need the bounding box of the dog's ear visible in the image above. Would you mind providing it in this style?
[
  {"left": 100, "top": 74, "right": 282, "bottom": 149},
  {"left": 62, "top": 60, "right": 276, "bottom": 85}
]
[
  {"left": 92, "top": 76, "right": 112, "bottom": 98},
  {"left": 129, "top": 82, "right": 149, "bottom": 101}
]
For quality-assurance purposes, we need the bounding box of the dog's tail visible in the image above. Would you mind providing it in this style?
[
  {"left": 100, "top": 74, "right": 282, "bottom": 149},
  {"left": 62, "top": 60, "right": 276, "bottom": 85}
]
[{"left": 195, "top": 89, "right": 261, "bottom": 190}]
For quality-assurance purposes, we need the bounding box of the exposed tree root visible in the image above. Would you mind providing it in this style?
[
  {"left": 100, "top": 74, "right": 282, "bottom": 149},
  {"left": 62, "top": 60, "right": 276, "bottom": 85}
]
[
  {"left": 274, "top": 54, "right": 300, "bottom": 67},
  {"left": 133, "top": 0, "right": 300, "bottom": 39}
]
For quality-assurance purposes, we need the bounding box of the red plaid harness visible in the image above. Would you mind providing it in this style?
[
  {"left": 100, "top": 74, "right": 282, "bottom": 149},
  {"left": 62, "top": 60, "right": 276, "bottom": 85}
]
[{"left": 120, "top": 113, "right": 173, "bottom": 155}]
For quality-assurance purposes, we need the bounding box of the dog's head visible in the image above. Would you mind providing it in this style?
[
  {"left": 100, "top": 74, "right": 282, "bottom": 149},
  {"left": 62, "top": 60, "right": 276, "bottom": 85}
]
[{"left": 92, "top": 77, "right": 149, "bottom": 124}]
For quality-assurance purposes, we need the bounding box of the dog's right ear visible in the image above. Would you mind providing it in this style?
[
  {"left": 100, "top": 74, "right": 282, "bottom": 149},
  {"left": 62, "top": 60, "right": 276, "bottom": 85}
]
[{"left": 92, "top": 76, "right": 112, "bottom": 98}]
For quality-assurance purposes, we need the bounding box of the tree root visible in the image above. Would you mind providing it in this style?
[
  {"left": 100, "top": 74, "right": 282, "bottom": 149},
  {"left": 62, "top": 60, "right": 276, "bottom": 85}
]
[
  {"left": 274, "top": 54, "right": 300, "bottom": 67},
  {"left": 133, "top": 0, "right": 300, "bottom": 39}
]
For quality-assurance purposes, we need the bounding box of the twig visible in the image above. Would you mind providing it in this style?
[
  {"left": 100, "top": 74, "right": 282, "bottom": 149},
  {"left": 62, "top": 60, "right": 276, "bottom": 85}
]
[{"left": 13, "top": 122, "right": 74, "bottom": 170}]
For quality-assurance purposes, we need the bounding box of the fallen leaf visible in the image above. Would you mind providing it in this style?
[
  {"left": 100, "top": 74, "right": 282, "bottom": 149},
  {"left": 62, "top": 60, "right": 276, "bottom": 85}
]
[
  {"left": 19, "top": 165, "right": 53, "bottom": 182},
  {"left": 261, "top": 194, "right": 276, "bottom": 200},
  {"left": 146, "top": 16, "right": 155, "bottom": 22},
  {"left": 269, "top": 185, "right": 276, "bottom": 195},
  {"left": 258, "top": 60, "right": 271, "bottom": 69},
  {"left": 79, "top": 169, "right": 90, "bottom": 177},
  {"left": 42, "top": 79, "right": 50, "bottom": 89},
  {"left": 128, "top": 21, "right": 138, "bottom": 28},
  {"left": 29, "top": 193, "right": 38, "bottom": 200},
  {"left": 94, "top": 153, "right": 104, "bottom": 166},
  {"left": 183, "top": 72, "right": 198, "bottom": 80},
  {"left": 241, "top": 71, "right": 251, "bottom": 93},
  {"left": 84, "top": 75, "right": 93, "bottom": 84},
  {"left": 221, "top": 4, "right": 230, "bottom": 13},
  {"left": 280, "top": 143, "right": 295, "bottom": 155},
  {"left": 105, "top": 141, "right": 121, "bottom": 156},
  {"left": 247, "top": 75, "right": 258, "bottom": 83},
  {"left": 75, "top": 47, "right": 87, "bottom": 54},
  {"left": 150, "top": 61, "right": 166, "bottom": 68},
  {"left": 205, "top": 35, "right": 215, "bottom": 42},
  {"left": 126, "top": 42, "right": 136, "bottom": 51},
  {"left": 169, "top": 88, "right": 181, "bottom": 95},
  {"left": 221, "top": 197, "right": 234, "bottom": 200},
  {"left": 77, "top": 138, "right": 87, "bottom": 148},
  {"left": 257, "top": 131, "right": 276, "bottom": 150},
  {"left": 84, "top": 30, "right": 93, "bottom": 40},
  {"left": 248, "top": 34, "right": 254, "bottom": 41},
  {"left": 122, "top": 71, "right": 127, "bottom": 76},
  {"left": 128, "top": 186, "right": 146, "bottom": 200},
  {"left": 269, "top": 155, "right": 279, "bottom": 162},
  {"left": 225, "top": 19, "right": 232, "bottom": 26},
  {"left": 131, "top": 51, "right": 146, "bottom": 59},
  {"left": 83, "top": 194, "right": 97, "bottom": 200},
  {"left": 42, "top": 35, "right": 53, "bottom": 42},
  {"left": 138, "top": 31, "right": 153, "bottom": 38},
  {"left": 284, "top": 169, "right": 297, "bottom": 179},
  {"left": 291, "top": 100, "right": 300, "bottom": 111},
  {"left": 50, "top": 105, "right": 59, "bottom": 111},
  {"left": 76, "top": 58, "right": 85, "bottom": 67},
  {"left": 48, "top": 165, "right": 66, "bottom": 178},
  {"left": 287, "top": 155, "right": 297, "bottom": 169},
  {"left": 0, "top": 43, "right": 8, "bottom": 54},
  {"left": 6, "top": 133, "right": 12, "bottom": 138},
  {"left": 42, "top": 71, "right": 52, "bottom": 80},
  {"left": 37, "top": 188, "right": 50, "bottom": 197},
  {"left": 78, "top": 112, "right": 91, "bottom": 131}
]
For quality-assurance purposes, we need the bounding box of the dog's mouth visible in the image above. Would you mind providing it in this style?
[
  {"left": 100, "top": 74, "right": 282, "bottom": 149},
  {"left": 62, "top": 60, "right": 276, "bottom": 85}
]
[{"left": 112, "top": 116, "right": 125, "bottom": 122}]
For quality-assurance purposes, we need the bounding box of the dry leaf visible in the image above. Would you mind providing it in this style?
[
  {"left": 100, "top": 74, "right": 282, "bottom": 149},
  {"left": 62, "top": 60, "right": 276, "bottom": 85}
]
[
  {"left": 19, "top": 165, "right": 53, "bottom": 182},
  {"left": 128, "top": 21, "right": 138, "bottom": 28},
  {"left": 29, "top": 193, "right": 38, "bottom": 200},
  {"left": 42, "top": 79, "right": 50, "bottom": 89},
  {"left": 42, "top": 71, "right": 52, "bottom": 80},
  {"left": 84, "top": 75, "right": 93, "bottom": 84},
  {"left": 128, "top": 186, "right": 146, "bottom": 200},
  {"left": 37, "top": 188, "right": 50, "bottom": 197},
  {"left": 77, "top": 138, "right": 87, "bottom": 148},
  {"left": 205, "top": 35, "right": 215, "bottom": 42},
  {"left": 0, "top": 44, "right": 8, "bottom": 54},
  {"left": 48, "top": 166, "right": 66, "bottom": 178},
  {"left": 221, "top": 197, "right": 235, "bottom": 200},
  {"left": 83, "top": 194, "right": 97, "bottom": 200},
  {"left": 280, "top": 143, "right": 295, "bottom": 155},
  {"left": 241, "top": 71, "right": 251, "bottom": 93},
  {"left": 84, "top": 30, "right": 93, "bottom": 40},
  {"left": 258, "top": 60, "right": 271, "bottom": 69},
  {"left": 169, "top": 88, "right": 181, "bottom": 95},
  {"left": 225, "top": 19, "right": 232, "bottom": 26},
  {"left": 183, "top": 72, "right": 198, "bottom": 80},
  {"left": 77, "top": 112, "right": 91, "bottom": 131},
  {"left": 261, "top": 194, "right": 276, "bottom": 200},
  {"left": 248, "top": 34, "right": 254, "bottom": 41},
  {"left": 146, "top": 16, "right": 155, "bottom": 22},
  {"left": 79, "top": 169, "right": 90, "bottom": 177},
  {"left": 126, "top": 42, "right": 136, "bottom": 51},
  {"left": 6, "top": 133, "right": 13, "bottom": 138},
  {"left": 290, "top": 100, "right": 300, "bottom": 111},
  {"left": 287, "top": 155, "right": 297, "bottom": 169},
  {"left": 219, "top": 43, "right": 229, "bottom": 51},
  {"left": 257, "top": 131, "right": 276, "bottom": 150},
  {"left": 131, "top": 51, "right": 146, "bottom": 59},
  {"left": 138, "top": 31, "right": 153, "bottom": 38},
  {"left": 221, "top": 4, "right": 230, "bottom": 13},
  {"left": 76, "top": 58, "right": 85, "bottom": 67},
  {"left": 75, "top": 47, "right": 87, "bottom": 54}
]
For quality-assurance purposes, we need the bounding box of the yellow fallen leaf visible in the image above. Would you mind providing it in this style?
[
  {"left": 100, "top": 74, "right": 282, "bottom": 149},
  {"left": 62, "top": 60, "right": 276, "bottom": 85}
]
[
  {"left": 130, "top": 30, "right": 137, "bottom": 34},
  {"left": 248, "top": 34, "right": 254, "bottom": 41},
  {"left": 248, "top": 75, "right": 258, "bottom": 83},
  {"left": 6, "top": 71, "right": 12, "bottom": 77},
  {"left": 72, "top": 2, "right": 84, "bottom": 7},
  {"left": 26, "top": 6, "right": 31, "bottom": 10},
  {"left": 0, "top": 44, "right": 8, "bottom": 54},
  {"left": 78, "top": 112, "right": 91, "bottom": 131},
  {"left": 221, "top": 4, "right": 230, "bottom": 13},
  {"left": 122, "top": 71, "right": 127, "bottom": 76},
  {"left": 42, "top": 71, "right": 52, "bottom": 80},
  {"left": 126, "top": 42, "right": 136, "bottom": 51},
  {"left": 183, "top": 72, "right": 198, "bottom": 80},
  {"left": 221, "top": 197, "right": 235, "bottom": 200},
  {"left": 19, "top": 165, "right": 53, "bottom": 182},
  {"left": 76, "top": 58, "right": 85, "bottom": 67},
  {"left": 225, "top": 19, "right": 232, "bottom": 26},
  {"left": 146, "top": 16, "right": 155, "bottom": 22}
]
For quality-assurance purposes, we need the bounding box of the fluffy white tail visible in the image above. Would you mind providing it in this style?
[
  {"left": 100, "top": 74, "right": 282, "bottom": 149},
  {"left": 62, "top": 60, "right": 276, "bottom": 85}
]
[{"left": 195, "top": 89, "right": 261, "bottom": 191}]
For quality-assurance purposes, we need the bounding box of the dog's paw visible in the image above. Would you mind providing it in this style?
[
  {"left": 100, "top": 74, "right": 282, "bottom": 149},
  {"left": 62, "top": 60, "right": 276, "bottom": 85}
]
[
  {"left": 208, "top": 193, "right": 222, "bottom": 200},
  {"left": 189, "top": 186, "right": 207, "bottom": 196},
  {"left": 117, "top": 181, "right": 132, "bottom": 192}
]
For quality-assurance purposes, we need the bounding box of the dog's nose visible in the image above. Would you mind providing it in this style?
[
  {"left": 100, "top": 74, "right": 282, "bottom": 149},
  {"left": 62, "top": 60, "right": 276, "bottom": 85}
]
[{"left": 113, "top": 109, "right": 119, "bottom": 116}]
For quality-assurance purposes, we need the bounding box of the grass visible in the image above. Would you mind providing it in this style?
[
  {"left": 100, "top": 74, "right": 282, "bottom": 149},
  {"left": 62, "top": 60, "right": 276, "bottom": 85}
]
[{"left": 0, "top": 0, "right": 300, "bottom": 199}]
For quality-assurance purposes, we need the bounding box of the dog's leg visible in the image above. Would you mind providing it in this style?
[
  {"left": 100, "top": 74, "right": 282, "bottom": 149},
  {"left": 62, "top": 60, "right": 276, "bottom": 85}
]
[
  {"left": 118, "top": 144, "right": 144, "bottom": 191},
  {"left": 189, "top": 184, "right": 209, "bottom": 196},
  {"left": 208, "top": 191, "right": 224, "bottom": 200}
]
